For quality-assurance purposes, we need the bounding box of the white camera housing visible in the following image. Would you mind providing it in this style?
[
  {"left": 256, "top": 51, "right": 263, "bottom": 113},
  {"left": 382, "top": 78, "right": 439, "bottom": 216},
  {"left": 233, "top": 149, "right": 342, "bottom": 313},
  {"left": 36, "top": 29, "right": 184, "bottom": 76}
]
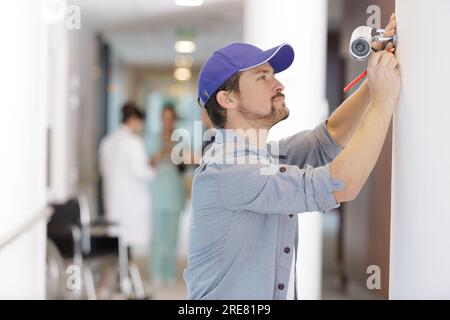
[
  {"left": 349, "top": 26, "right": 373, "bottom": 61},
  {"left": 349, "top": 25, "right": 397, "bottom": 61}
]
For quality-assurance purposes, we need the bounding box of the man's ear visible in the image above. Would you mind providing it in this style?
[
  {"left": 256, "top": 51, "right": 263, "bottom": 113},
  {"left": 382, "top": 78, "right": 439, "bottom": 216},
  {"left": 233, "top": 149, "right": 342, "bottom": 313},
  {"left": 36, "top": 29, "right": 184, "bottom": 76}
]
[{"left": 216, "top": 91, "right": 238, "bottom": 110}]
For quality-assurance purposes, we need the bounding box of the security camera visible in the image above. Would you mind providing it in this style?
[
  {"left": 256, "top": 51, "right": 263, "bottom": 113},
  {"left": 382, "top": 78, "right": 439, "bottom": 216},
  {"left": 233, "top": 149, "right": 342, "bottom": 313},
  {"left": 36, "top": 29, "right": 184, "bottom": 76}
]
[
  {"left": 349, "top": 26, "right": 373, "bottom": 61},
  {"left": 349, "top": 26, "right": 397, "bottom": 61}
]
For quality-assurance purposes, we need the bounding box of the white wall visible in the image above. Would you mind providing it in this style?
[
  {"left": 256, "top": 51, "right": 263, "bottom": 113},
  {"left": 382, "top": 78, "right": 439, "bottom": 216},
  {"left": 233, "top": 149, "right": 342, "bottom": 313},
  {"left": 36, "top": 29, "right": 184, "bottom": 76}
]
[
  {"left": 0, "top": 1, "right": 48, "bottom": 299},
  {"left": 0, "top": 1, "right": 100, "bottom": 299},
  {"left": 46, "top": 19, "right": 76, "bottom": 203},
  {"left": 46, "top": 8, "right": 99, "bottom": 206},
  {"left": 390, "top": 0, "right": 450, "bottom": 299},
  {"left": 70, "top": 25, "right": 100, "bottom": 217}
]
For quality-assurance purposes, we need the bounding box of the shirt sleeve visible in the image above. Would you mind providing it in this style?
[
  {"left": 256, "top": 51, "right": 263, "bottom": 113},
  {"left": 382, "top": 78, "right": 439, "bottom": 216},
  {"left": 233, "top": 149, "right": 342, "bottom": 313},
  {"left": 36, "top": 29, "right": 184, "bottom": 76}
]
[
  {"left": 217, "top": 161, "right": 344, "bottom": 215},
  {"left": 276, "top": 119, "right": 342, "bottom": 167}
]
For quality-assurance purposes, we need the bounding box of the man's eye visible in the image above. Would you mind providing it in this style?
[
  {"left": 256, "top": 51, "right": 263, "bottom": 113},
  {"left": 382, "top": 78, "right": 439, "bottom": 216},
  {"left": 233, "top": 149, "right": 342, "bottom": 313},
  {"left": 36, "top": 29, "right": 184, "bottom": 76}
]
[{"left": 258, "top": 75, "right": 266, "bottom": 80}]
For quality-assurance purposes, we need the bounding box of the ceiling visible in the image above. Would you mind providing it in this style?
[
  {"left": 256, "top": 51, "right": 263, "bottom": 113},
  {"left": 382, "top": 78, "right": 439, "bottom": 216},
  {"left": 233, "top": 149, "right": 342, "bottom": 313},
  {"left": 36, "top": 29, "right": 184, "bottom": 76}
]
[
  {"left": 71, "top": 0, "right": 243, "bottom": 66},
  {"left": 70, "top": 0, "right": 342, "bottom": 66}
]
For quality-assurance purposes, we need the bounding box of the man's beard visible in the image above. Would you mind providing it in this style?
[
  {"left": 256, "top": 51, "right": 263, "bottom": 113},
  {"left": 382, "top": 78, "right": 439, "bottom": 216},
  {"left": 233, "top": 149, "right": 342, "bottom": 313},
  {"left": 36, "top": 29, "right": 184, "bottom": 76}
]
[{"left": 238, "top": 94, "right": 290, "bottom": 128}]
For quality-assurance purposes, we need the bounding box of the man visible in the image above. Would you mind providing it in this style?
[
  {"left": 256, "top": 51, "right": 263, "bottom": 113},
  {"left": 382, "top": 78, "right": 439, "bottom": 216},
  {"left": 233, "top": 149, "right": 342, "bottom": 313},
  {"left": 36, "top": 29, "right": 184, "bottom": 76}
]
[
  {"left": 99, "top": 102, "right": 155, "bottom": 251},
  {"left": 184, "top": 16, "right": 399, "bottom": 299}
]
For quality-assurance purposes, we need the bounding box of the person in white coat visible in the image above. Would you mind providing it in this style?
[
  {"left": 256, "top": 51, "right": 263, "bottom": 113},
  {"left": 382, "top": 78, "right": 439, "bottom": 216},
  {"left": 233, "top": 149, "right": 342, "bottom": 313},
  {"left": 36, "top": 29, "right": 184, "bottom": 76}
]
[{"left": 99, "top": 102, "right": 155, "bottom": 250}]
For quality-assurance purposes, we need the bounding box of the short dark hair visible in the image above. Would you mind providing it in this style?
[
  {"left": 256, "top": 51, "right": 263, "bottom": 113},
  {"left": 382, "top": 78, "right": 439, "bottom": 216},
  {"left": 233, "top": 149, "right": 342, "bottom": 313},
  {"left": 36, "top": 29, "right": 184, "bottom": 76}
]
[
  {"left": 203, "top": 72, "right": 240, "bottom": 128},
  {"left": 121, "top": 102, "right": 145, "bottom": 123}
]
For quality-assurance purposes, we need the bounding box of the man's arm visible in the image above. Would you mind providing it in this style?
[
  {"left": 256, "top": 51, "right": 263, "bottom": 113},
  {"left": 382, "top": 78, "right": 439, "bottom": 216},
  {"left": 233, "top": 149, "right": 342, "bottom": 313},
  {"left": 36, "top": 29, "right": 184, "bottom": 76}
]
[
  {"left": 327, "top": 13, "right": 397, "bottom": 148},
  {"left": 327, "top": 80, "right": 371, "bottom": 148},
  {"left": 331, "top": 50, "right": 400, "bottom": 203}
]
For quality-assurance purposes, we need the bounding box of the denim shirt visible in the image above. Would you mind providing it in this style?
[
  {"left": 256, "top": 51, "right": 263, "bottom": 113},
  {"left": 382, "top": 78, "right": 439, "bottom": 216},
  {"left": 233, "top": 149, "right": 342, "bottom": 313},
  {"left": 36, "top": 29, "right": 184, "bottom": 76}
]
[{"left": 183, "top": 119, "right": 344, "bottom": 299}]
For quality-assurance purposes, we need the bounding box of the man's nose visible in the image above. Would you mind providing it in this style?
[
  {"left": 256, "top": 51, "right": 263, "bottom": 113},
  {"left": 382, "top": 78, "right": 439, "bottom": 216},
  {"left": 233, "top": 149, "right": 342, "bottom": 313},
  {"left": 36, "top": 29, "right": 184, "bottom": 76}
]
[{"left": 273, "top": 79, "right": 285, "bottom": 94}]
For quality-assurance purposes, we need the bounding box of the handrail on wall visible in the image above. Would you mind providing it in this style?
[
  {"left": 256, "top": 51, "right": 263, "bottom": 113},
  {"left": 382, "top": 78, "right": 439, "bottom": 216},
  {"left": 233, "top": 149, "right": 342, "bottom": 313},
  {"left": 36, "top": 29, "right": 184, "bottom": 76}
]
[{"left": 0, "top": 207, "right": 54, "bottom": 251}]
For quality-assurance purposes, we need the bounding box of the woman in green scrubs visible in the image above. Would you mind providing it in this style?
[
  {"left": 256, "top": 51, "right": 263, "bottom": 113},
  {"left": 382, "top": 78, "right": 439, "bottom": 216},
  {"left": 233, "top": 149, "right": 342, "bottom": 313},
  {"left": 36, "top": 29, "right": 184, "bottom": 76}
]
[{"left": 149, "top": 105, "right": 186, "bottom": 285}]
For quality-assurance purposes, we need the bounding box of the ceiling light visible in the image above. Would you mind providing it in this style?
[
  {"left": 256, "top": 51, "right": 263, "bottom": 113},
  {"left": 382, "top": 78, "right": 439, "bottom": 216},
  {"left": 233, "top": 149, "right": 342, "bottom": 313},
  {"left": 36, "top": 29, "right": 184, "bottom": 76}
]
[
  {"left": 174, "top": 67, "right": 192, "bottom": 81},
  {"left": 174, "top": 0, "right": 204, "bottom": 6},
  {"left": 175, "top": 40, "right": 196, "bottom": 53},
  {"left": 175, "top": 55, "right": 194, "bottom": 68}
]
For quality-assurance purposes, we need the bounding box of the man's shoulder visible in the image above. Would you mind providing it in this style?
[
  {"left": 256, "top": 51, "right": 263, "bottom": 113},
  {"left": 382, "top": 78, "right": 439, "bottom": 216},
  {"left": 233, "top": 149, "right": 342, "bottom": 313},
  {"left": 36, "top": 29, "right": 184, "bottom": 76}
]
[{"left": 201, "top": 141, "right": 271, "bottom": 165}]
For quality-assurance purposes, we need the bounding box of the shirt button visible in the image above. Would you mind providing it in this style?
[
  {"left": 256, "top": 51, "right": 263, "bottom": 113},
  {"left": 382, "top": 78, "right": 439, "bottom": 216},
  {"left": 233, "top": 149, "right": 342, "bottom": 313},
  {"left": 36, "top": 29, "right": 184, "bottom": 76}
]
[
  {"left": 278, "top": 283, "right": 285, "bottom": 290},
  {"left": 279, "top": 166, "right": 286, "bottom": 173},
  {"left": 289, "top": 214, "right": 294, "bottom": 218},
  {"left": 284, "top": 247, "right": 290, "bottom": 254}
]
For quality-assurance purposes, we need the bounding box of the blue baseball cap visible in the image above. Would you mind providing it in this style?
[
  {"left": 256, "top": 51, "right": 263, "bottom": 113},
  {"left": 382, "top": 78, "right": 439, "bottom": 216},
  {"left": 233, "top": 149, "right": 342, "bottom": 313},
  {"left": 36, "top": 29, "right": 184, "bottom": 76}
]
[{"left": 197, "top": 43, "right": 295, "bottom": 108}]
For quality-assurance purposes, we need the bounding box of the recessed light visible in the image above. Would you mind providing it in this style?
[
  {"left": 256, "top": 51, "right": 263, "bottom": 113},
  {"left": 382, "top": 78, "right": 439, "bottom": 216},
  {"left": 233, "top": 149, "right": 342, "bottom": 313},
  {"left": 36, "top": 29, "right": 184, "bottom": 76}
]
[
  {"left": 174, "top": 40, "right": 196, "bottom": 53},
  {"left": 175, "top": 55, "right": 194, "bottom": 68},
  {"left": 174, "top": 67, "right": 192, "bottom": 81}
]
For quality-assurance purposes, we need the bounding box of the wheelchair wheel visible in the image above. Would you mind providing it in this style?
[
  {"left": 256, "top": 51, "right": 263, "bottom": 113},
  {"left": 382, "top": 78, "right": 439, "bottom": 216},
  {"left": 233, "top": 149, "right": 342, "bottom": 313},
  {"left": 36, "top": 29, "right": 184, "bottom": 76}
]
[{"left": 46, "top": 238, "right": 66, "bottom": 299}]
